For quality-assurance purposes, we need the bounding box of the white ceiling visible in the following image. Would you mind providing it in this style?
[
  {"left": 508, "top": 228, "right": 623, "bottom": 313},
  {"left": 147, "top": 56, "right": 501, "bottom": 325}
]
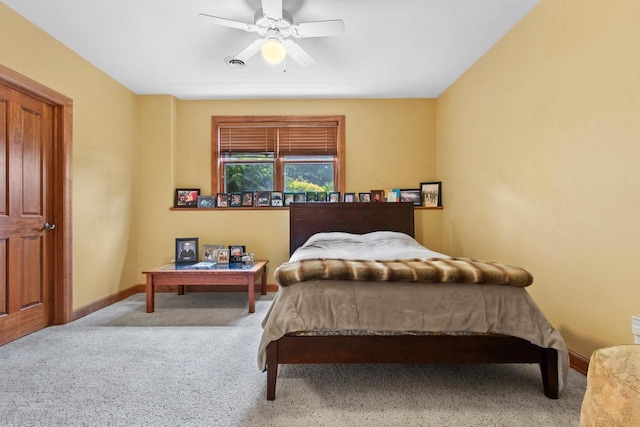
[{"left": 1, "top": 0, "right": 539, "bottom": 100}]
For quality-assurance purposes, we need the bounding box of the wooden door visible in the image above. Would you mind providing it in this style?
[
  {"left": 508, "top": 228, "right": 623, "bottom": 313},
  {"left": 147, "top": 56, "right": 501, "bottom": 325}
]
[{"left": 0, "top": 82, "right": 54, "bottom": 344}]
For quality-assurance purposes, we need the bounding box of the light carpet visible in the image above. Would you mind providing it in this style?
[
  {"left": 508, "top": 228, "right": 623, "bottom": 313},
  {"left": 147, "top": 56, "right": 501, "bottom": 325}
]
[{"left": 0, "top": 292, "right": 587, "bottom": 426}]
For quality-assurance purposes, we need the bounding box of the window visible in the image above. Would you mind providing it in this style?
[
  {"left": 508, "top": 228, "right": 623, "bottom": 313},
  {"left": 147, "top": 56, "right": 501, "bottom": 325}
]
[{"left": 211, "top": 116, "right": 345, "bottom": 195}]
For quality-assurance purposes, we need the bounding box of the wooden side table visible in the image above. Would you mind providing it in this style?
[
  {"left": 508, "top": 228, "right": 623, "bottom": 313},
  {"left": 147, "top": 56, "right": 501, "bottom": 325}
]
[{"left": 143, "top": 260, "right": 268, "bottom": 313}]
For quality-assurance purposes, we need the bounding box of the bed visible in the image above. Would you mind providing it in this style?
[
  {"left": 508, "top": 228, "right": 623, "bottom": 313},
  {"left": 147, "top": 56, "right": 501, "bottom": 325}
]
[{"left": 259, "top": 202, "right": 568, "bottom": 400}]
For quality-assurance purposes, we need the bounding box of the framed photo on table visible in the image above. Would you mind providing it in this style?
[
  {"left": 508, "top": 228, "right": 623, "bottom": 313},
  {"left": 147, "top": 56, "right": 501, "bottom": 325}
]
[
  {"left": 343, "top": 193, "right": 355, "bottom": 203},
  {"left": 196, "top": 196, "right": 214, "bottom": 208},
  {"left": 174, "top": 189, "right": 200, "bottom": 208},
  {"left": 175, "top": 237, "right": 198, "bottom": 263},
  {"left": 256, "top": 191, "right": 270, "bottom": 207},
  {"left": 328, "top": 192, "right": 340, "bottom": 203},
  {"left": 202, "top": 244, "right": 224, "bottom": 261},
  {"left": 242, "top": 191, "right": 254, "bottom": 207},
  {"left": 216, "top": 248, "right": 230, "bottom": 264},
  {"left": 229, "top": 245, "right": 245, "bottom": 262},
  {"left": 420, "top": 181, "right": 442, "bottom": 207},
  {"left": 270, "top": 191, "right": 283, "bottom": 207},
  {"left": 284, "top": 192, "right": 295, "bottom": 206},
  {"left": 229, "top": 193, "right": 242, "bottom": 207}
]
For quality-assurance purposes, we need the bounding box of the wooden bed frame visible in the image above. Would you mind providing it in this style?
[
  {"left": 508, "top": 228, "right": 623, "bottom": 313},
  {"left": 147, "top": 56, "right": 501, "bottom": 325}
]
[{"left": 266, "top": 202, "right": 559, "bottom": 400}]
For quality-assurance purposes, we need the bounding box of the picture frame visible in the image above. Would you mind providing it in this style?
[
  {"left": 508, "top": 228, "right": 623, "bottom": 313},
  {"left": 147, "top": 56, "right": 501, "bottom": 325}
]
[
  {"left": 328, "top": 192, "right": 340, "bottom": 203},
  {"left": 284, "top": 192, "right": 295, "bottom": 206},
  {"left": 228, "top": 245, "right": 245, "bottom": 262},
  {"left": 294, "top": 192, "right": 306, "bottom": 202},
  {"left": 358, "top": 193, "right": 371, "bottom": 202},
  {"left": 371, "top": 190, "right": 385, "bottom": 203},
  {"left": 196, "top": 195, "right": 215, "bottom": 208},
  {"left": 229, "top": 193, "right": 242, "bottom": 207},
  {"left": 270, "top": 191, "right": 283, "bottom": 207},
  {"left": 216, "top": 193, "right": 229, "bottom": 207},
  {"left": 420, "top": 181, "right": 442, "bottom": 207},
  {"left": 306, "top": 191, "right": 317, "bottom": 202},
  {"left": 400, "top": 188, "right": 421, "bottom": 206},
  {"left": 175, "top": 237, "right": 198, "bottom": 263},
  {"left": 174, "top": 188, "right": 200, "bottom": 208},
  {"left": 241, "top": 191, "right": 254, "bottom": 207},
  {"left": 256, "top": 191, "right": 270, "bottom": 207},
  {"left": 316, "top": 192, "right": 327, "bottom": 202},
  {"left": 216, "top": 248, "right": 229, "bottom": 264},
  {"left": 202, "top": 244, "right": 224, "bottom": 261},
  {"left": 343, "top": 192, "right": 356, "bottom": 203}
]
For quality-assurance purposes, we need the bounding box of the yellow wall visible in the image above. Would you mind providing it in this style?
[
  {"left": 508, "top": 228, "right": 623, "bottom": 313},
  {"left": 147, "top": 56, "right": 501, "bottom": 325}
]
[
  {"left": 0, "top": 4, "right": 139, "bottom": 308},
  {"left": 136, "top": 97, "right": 442, "bottom": 282},
  {"left": 436, "top": 0, "right": 640, "bottom": 357}
]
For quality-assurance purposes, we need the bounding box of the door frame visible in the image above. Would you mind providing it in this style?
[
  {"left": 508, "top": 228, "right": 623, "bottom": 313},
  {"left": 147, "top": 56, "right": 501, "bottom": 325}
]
[{"left": 0, "top": 64, "right": 73, "bottom": 324}]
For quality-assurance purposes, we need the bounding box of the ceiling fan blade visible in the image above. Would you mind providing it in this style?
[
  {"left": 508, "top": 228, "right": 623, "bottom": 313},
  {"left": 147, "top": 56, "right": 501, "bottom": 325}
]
[
  {"left": 198, "top": 13, "right": 257, "bottom": 32},
  {"left": 291, "top": 20, "right": 345, "bottom": 38},
  {"left": 283, "top": 39, "right": 315, "bottom": 67},
  {"left": 235, "top": 39, "right": 266, "bottom": 62},
  {"left": 261, "top": 0, "right": 283, "bottom": 20}
]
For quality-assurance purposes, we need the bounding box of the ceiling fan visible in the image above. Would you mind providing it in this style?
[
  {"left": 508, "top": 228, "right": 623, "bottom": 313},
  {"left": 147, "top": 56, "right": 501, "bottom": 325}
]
[{"left": 199, "top": 0, "right": 345, "bottom": 68}]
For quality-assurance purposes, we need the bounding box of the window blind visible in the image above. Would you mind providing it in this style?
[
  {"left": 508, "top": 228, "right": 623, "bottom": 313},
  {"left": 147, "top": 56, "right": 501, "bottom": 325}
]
[{"left": 218, "top": 122, "right": 338, "bottom": 156}]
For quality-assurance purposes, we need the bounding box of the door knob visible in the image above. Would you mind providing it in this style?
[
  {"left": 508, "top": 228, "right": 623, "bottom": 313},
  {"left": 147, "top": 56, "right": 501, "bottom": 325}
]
[{"left": 43, "top": 222, "right": 56, "bottom": 231}]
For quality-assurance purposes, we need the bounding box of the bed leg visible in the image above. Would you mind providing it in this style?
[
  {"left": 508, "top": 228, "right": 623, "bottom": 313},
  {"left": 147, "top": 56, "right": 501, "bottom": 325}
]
[
  {"left": 266, "top": 342, "right": 278, "bottom": 401},
  {"left": 540, "top": 348, "right": 559, "bottom": 399}
]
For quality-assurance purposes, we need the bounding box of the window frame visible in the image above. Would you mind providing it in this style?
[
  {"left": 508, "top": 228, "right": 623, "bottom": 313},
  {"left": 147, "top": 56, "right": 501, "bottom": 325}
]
[{"left": 211, "top": 115, "right": 345, "bottom": 195}]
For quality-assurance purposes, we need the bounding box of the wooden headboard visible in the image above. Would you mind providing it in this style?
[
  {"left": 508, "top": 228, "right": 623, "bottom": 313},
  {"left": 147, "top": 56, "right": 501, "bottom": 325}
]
[{"left": 289, "top": 202, "right": 415, "bottom": 256}]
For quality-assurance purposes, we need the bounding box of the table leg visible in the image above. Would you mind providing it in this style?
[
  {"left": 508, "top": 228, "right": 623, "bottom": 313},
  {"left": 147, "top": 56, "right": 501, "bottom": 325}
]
[
  {"left": 248, "top": 274, "right": 255, "bottom": 313},
  {"left": 146, "top": 274, "right": 155, "bottom": 313},
  {"left": 261, "top": 265, "right": 268, "bottom": 295}
]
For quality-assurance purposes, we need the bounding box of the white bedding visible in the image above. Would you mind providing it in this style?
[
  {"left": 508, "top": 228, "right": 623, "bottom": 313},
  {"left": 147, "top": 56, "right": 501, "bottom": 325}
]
[{"left": 289, "top": 231, "right": 449, "bottom": 262}]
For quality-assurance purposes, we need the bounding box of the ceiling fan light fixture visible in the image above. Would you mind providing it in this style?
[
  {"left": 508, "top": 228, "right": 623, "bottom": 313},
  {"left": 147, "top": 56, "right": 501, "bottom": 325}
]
[{"left": 261, "top": 37, "right": 286, "bottom": 64}]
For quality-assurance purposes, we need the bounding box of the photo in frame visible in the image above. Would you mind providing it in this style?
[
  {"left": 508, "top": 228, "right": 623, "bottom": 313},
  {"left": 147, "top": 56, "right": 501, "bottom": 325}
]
[
  {"left": 359, "top": 193, "right": 371, "bottom": 202},
  {"left": 343, "top": 193, "right": 356, "bottom": 203},
  {"left": 174, "top": 189, "right": 200, "bottom": 208},
  {"left": 196, "top": 195, "right": 215, "bottom": 208},
  {"left": 328, "top": 192, "right": 340, "bottom": 203},
  {"left": 229, "top": 245, "right": 246, "bottom": 262},
  {"left": 420, "top": 181, "right": 442, "bottom": 207},
  {"left": 229, "top": 193, "right": 242, "bottom": 207},
  {"left": 216, "top": 193, "right": 229, "bottom": 207},
  {"left": 216, "top": 248, "right": 230, "bottom": 264},
  {"left": 284, "top": 192, "right": 295, "bottom": 206},
  {"left": 316, "top": 192, "right": 327, "bottom": 202},
  {"left": 202, "top": 244, "right": 224, "bottom": 261},
  {"left": 306, "top": 192, "right": 317, "bottom": 202},
  {"left": 371, "top": 190, "right": 385, "bottom": 203},
  {"left": 294, "top": 192, "right": 306, "bottom": 202},
  {"left": 400, "top": 189, "right": 421, "bottom": 206},
  {"left": 256, "top": 191, "right": 270, "bottom": 207},
  {"left": 270, "top": 191, "right": 283, "bottom": 207},
  {"left": 175, "top": 237, "right": 198, "bottom": 263},
  {"left": 242, "top": 191, "right": 254, "bottom": 207}
]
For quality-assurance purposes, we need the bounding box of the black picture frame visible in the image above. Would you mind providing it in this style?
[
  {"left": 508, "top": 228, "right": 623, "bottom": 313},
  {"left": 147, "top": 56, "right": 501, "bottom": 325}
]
[
  {"left": 328, "top": 192, "right": 340, "bottom": 203},
  {"left": 229, "top": 245, "right": 245, "bottom": 262},
  {"left": 242, "top": 191, "right": 254, "bottom": 207},
  {"left": 196, "top": 195, "right": 215, "bottom": 208},
  {"left": 284, "top": 192, "right": 295, "bottom": 206},
  {"left": 420, "top": 181, "right": 442, "bottom": 207},
  {"left": 343, "top": 192, "right": 356, "bottom": 203},
  {"left": 216, "top": 193, "right": 229, "bottom": 207},
  {"left": 306, "top": 191, "right": 316, "bottom": 202},
  {"left": 176, "top": 237, "right": 198, "bottom": 263},
  {"left": 229, "top": 193, "right": 242, "bottom": 207},
  {"left": 400, "top": 189, "right": 421, "bottom": 206},
  {"left": 270, "top": 191, "right": 283, "bottom": 207},
  {"left": 359, "top": 193, "right": 371, "bottom": 202},
  {"left": 202, "top": 244, "right": 224, "bottom": 261},
  {"left": 294, "top": 192, "right": 306, "bottom": 202},
  {"left": 174, "top": 188, "right": 200, "bottom": 208},
  {"left": 316, "top": 192, "right": 327, "bottom": 202}
]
